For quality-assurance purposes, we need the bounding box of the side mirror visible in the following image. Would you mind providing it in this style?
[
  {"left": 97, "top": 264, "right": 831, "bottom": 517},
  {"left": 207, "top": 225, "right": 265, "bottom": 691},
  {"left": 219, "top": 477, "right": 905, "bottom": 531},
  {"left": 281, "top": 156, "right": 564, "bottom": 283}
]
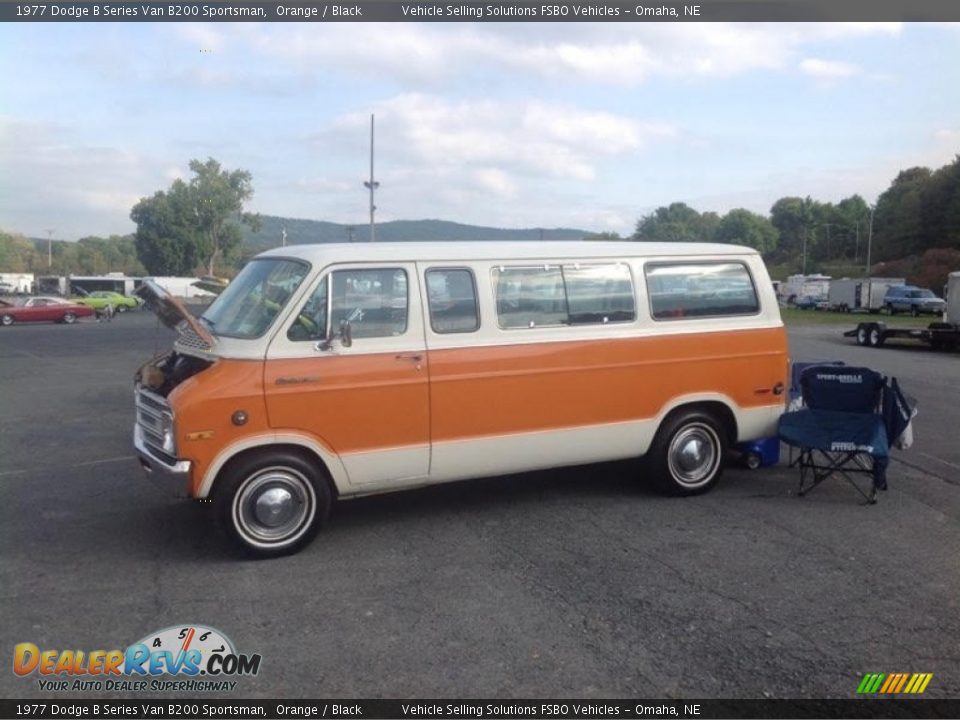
[
  {"left": 339, "top": 319, "right": 352, "bottom": 348},
  {"left": 314, "top": 319, "right": 352, "bottom": 352}
]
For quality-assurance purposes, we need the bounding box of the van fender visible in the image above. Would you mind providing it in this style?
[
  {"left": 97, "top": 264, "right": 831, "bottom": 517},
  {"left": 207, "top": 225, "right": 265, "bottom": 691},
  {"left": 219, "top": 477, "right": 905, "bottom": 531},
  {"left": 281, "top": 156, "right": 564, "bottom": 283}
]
[
  {"left": 196, "top": 431, "right": 351, "bottom": 498},
  {"left": 646, "top": 392, "right": 742, "bottom": 451}
]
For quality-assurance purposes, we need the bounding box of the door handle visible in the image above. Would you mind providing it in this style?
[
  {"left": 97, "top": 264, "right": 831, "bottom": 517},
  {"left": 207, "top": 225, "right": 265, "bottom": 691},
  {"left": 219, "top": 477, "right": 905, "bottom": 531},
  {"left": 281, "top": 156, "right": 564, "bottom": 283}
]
[{"left": 395, "top": 353, "right": 423, "bottom": 371}]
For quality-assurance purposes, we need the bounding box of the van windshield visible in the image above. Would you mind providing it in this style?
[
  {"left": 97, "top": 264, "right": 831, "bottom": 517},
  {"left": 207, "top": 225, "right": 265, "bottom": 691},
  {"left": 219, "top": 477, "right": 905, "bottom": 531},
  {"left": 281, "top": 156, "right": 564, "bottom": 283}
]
[{"left": 201, "top": 258, "right": 310, "bottom": 339}]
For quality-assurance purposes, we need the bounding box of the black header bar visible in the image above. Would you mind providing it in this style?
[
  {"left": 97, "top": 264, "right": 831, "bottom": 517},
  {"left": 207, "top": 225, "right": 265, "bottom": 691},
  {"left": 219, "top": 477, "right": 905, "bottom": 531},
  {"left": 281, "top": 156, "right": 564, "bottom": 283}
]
[{"left": 2, "top": 0, "right": 960, "bottom": 23}]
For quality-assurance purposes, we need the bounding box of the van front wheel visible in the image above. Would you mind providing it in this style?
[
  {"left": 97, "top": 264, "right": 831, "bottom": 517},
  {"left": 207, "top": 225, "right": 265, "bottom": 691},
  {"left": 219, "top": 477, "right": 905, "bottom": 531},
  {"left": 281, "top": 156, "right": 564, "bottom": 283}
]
[
  {"left": 215, "top": 451, "right": 331, "bottom": 558},
  {"left": 647, "top": 411, "right": 726, "bottom": 496}
]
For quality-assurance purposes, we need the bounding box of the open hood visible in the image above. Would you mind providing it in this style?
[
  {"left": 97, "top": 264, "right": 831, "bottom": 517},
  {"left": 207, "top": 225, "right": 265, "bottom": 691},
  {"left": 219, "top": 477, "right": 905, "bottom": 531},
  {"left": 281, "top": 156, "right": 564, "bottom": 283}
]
[{"left": 135, "top": 280, "right": 215, "bottom": 349}]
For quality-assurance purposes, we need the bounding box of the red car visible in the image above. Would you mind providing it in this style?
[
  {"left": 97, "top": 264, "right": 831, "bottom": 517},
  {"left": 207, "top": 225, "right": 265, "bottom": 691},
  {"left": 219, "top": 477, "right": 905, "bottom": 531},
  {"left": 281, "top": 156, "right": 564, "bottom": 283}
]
[{"left": 0, "top": 296, "right": 96, "bottom": 326}]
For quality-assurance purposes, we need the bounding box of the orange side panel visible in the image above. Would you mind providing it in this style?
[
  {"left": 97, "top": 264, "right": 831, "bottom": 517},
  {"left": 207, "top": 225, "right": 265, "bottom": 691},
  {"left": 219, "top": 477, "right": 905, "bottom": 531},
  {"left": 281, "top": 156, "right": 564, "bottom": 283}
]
[
  {"left": 427, "top": 327, "right": 788, "bottom": 442},
  {"left": 263, "top": 353, "right": 431, "bottom": 454},
  {"left": 168, "top": 359, "right": 269, "bottom": 496}
]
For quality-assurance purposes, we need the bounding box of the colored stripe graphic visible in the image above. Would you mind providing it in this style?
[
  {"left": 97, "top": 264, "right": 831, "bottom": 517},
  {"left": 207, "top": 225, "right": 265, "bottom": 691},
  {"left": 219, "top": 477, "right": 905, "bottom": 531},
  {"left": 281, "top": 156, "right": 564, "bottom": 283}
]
[
  {"left": 858, "top": 672, "right": 932, "bottom": 694},
  {"left": 857, "top": 673, "right": 885, "bottom": 694}
]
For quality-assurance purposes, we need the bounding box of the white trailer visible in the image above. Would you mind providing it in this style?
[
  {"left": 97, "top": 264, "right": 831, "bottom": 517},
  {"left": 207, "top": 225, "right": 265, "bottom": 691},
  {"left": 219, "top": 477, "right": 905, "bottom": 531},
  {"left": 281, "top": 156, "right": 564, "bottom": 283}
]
[
  {"left": 828, "top": 278, "right": 859, "bottom": 311},
  {"left": 784, "top": 273, "right": 831, "bottom": 303},
  {"left": 144, "top": 276, "right": 214, "bottom": 298},
  {"left": 828, "top": 277, "right": 905, "bottom": 312},
  {"left": 860, "top": 277, "right": 906, "bottom": 312},
  {"left": 0, "top": 272, "right": 34, "bottom": 294}
]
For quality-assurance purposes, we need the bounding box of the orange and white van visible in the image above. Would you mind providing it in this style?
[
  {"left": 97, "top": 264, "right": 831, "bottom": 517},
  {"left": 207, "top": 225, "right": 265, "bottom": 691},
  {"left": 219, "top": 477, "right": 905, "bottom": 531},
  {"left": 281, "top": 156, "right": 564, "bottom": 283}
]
[{"left": 134, "top": 241, "right": 787, "bottom": 556}]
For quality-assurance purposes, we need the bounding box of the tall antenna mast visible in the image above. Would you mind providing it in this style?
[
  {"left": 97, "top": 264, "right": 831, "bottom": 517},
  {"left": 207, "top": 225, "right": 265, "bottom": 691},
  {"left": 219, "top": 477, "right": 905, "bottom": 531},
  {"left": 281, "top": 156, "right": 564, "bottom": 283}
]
[{"left": 363, "top": 114, "right": 379, "bottom": 242}]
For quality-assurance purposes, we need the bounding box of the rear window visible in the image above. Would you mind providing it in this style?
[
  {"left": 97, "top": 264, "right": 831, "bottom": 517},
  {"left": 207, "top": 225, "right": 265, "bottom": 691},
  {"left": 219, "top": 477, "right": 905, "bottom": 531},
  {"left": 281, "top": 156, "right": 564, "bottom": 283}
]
[{"left": 646, "top": 262, "right": 759, "bottom": 320}]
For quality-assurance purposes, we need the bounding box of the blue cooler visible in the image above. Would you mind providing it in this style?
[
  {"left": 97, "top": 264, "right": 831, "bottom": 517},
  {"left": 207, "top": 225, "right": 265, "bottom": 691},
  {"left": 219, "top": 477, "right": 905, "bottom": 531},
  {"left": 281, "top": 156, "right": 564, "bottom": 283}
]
[{"left": 736, "top": 437, "right": 781, "bottom": 469}]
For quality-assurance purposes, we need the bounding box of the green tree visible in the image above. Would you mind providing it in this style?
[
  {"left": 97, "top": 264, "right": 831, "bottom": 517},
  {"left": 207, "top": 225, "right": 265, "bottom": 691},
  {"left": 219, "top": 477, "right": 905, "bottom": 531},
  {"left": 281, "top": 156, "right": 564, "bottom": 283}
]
[
  {"left": 832, "top": 195, "right": 871, "bottom": 261},
  {"left": 131, "top": 180, "right": 204, "bottom": 275},
  {"left": 632, "top": 202, "right": 715, "bottom": 242},
  {"left": 130, "top": 158, "right": 260, "bottom": 276},
  {"left": 770, "top": 196, "right": 818, "bottom": 269},
  {"left": 872, "top": 167, "right": 932, "bottom": 262},
  {"left": 714, "top": 209, "right": 779, "bottom": 254},
  {"left": 921, "top": 155, "right": 960, "bottom": 251},
  {"left": 0, "top": 230, "right": 35, "bottom": 272},
  {"left": 188, "top": 158, "right": 260, "bottom": 276}
]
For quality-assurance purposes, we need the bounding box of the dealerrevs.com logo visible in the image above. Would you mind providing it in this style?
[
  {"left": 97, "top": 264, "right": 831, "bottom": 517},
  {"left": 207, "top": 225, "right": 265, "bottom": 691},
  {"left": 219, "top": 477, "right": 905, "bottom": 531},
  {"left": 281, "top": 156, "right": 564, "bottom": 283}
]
[{"left": 13, "top": 625, "right": 262, "bottom": 692}]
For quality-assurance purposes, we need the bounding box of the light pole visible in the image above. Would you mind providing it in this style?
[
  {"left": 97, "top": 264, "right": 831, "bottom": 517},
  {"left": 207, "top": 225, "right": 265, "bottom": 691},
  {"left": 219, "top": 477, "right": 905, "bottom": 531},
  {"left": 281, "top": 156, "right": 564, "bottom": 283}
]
[
  {"left": 866, "top": 205, "right": 875, "bottom": 277},
  {"left": 853, "top": 220, "right": 860, "bottom": 264},
  {"left": 363, "top": 114, "right": 379, "bottom": 242},
  {"left": 45, "top": 228, "right": 55, "bottom": 268},
  {"left": 802, "top": 226, "right": 808, "bottom": 275}
]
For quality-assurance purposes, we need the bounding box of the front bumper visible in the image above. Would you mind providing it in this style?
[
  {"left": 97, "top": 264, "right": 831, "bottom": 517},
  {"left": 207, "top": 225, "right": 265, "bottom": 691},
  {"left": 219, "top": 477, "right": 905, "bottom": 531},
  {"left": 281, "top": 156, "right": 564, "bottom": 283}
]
[{"left": 134, "top": 425, "right": 192, "bottom": 498}]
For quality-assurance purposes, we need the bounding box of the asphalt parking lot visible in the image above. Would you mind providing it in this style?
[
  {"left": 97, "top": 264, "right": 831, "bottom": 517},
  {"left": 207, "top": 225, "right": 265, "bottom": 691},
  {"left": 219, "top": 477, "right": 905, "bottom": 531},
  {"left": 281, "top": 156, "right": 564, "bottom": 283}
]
[{"left": 1, "top": 312, "right": 958, "bottom": 700}]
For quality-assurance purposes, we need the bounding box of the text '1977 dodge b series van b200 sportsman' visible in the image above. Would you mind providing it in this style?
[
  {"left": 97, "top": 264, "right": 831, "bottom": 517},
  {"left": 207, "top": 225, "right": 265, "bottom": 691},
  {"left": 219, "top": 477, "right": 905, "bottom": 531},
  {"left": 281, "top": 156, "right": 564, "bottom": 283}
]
[{"left": 134, "top": 241, "right": 788, "bottom": 557}]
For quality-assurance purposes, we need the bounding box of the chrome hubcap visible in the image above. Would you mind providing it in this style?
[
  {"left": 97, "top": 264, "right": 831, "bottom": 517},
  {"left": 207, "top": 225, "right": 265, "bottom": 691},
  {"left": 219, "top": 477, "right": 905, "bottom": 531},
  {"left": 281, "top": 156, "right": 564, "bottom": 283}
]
[
  {"left": 668, "top": 424, "right": 720, "bottom": 487},
  {"left": 254, "top": 487, "right": 297, "bottom": 528},
  {"left": 235, "top": 468, "right": 313, "bottom": 544}
]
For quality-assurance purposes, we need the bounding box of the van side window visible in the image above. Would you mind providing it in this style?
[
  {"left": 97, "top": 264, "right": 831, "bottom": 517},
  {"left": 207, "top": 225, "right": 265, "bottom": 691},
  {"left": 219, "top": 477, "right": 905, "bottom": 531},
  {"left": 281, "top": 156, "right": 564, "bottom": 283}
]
[
  {"left": 492, "top": 264, "right": 636, "bottom": 328},
  {"left": 493, "top": 266, "right": 567, "bottom": 328},
  {"left": 646, "top": 262, "right": 759, "bottom": 320},
  {"left": 426, "top": 268, "right": 480, "bottom": 333},
  {"left": 332, "top": 268, "right": 408, "bottom": 338},
  {"left": 287, "top": 277, "right": 328, "bottom": 341},
  {"left": 564, "top": 264, "right": 635, "bottom": 324}
]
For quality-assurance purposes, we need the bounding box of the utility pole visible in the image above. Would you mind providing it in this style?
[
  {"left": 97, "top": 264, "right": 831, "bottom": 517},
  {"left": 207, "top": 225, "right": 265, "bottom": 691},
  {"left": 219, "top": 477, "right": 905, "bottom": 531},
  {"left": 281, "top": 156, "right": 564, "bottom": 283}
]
[
  {"left": 363, "top": 114, "right": 379, "bottom": 242},
  {"left": 802, "top": 226, "right": 808, "bottom": 275},
  {"left": 854, "top": 220, "right": 860, "bottom": 264},
  {"left": 866, "top": 205, "right": 875, "bottom": 276},
  {"left": 45, "top": 228, "right": 55, "bottom": 268}
]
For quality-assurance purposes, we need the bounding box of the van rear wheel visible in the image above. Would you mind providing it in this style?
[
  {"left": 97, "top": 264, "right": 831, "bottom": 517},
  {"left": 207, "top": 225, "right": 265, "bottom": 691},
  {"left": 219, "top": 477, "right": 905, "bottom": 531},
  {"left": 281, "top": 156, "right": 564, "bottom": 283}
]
[
  {"left": 214, "top": 450, "right": 331, "bottom": 558},
  {"left": 647, "top": 410, "right": 726, "bottom": 496}
]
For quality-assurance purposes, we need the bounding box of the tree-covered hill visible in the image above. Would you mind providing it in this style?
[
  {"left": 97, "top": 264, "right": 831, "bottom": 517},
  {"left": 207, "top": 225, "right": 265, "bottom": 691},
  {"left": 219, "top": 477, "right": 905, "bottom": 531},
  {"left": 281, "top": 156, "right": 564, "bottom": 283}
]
[{"left": 239, "top": 216, "right": 591, "bottom": 256}]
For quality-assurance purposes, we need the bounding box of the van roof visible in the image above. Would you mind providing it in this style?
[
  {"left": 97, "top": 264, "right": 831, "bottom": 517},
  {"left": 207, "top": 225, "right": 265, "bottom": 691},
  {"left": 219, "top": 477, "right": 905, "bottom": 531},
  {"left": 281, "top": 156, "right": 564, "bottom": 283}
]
[{"left": 257, "top": 240, "right": 756, "bottom": 264}]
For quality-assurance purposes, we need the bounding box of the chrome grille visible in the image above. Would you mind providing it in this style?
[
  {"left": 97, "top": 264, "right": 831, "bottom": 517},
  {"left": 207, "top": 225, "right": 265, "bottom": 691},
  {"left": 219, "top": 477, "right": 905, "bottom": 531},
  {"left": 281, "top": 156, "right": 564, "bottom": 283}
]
[
  {"left": 175, "top": 325, "right": 213, "bottom": 352},
  {"left": 136, "top": 386, "right": 170, "bottom": 453}
]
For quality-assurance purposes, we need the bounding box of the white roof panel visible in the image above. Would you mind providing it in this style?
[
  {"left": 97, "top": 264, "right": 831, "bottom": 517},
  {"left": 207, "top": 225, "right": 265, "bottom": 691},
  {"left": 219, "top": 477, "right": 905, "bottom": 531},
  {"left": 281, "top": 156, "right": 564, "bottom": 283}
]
[{"left": 257, "top": 240, "right": 756, "bottom": 264}]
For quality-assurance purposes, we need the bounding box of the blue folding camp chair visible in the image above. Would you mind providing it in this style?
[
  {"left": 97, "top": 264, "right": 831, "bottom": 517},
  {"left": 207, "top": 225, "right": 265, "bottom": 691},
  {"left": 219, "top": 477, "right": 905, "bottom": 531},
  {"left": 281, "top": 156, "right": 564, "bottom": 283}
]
[{"left": 778, "top": 365, "right": 914, "bottom": 504}]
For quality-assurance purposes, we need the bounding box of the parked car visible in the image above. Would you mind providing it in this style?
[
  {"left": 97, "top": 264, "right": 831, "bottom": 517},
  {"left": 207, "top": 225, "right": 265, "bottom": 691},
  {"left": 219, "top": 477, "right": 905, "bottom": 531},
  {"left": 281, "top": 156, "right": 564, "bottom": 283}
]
[
  {"left": 883, "top": 285, "right": 947, "bottom": 316},
  {"left": 73, "top": 290, "right": 140, "bottom": 313},
  {"left": 0, "top": 296, "right": 95, "bottom": 325},
  {"left": 0, "top": 281, "right": 16, "bottom": 295},
  {"left": 793, "top": 295, "right": 819, "bottom": 310}
]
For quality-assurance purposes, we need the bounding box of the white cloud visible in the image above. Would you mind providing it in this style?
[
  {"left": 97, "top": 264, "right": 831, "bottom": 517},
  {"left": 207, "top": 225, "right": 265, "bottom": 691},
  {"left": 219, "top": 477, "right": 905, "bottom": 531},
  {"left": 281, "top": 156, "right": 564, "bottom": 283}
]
[
  {"left": 0, "top": 118, "right": 164, "bottom": 238},
  {"left": 172, "top": 24, "right": 227, "bottom": 53},
  {"left": 328, "top": 94, "right": 676, "bottom": 184},
  {"left": 799, "top": 58, "right": 862, "bottom": 78},
  {"left": 168, "top": 22, "right": 903, "bottom": 89},
  {"left": 473, "top": 168, "right": 519, "bottom": 198},
  {"left": 934, "top": 128, "right": 960, "bottom": 144},
  {"left": 267, "top": 96, "right": 677, "bottom": 233}
]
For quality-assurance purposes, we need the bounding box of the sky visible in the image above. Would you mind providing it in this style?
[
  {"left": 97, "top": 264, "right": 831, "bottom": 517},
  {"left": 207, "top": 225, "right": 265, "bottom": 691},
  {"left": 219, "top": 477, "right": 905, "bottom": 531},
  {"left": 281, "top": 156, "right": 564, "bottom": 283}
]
[{"left": 1, "top": 20, "right": 959, "bottom": 241}]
